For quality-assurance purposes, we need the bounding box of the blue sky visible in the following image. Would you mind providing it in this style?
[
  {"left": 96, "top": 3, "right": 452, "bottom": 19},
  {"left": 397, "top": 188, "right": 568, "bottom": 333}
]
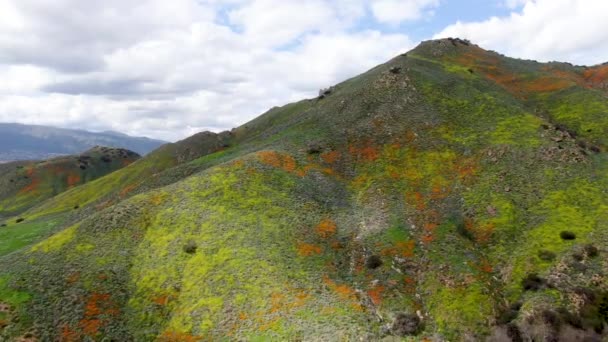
[{"left": 0, "top": 0, "right": 606, "bottom": 141}]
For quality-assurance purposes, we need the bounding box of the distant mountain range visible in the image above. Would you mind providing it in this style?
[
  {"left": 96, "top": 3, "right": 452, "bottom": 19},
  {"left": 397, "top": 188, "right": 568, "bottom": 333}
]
[{"left": 0, "top": 123, "right": 167, "bottom": 161}]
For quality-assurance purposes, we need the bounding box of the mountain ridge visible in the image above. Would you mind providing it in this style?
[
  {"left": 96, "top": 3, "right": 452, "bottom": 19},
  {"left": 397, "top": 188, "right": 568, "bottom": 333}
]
[
  {"left": 0, "top": 39, "right": 606, "bottom": 341},
  {"left": 0, "top": 123, "right": 167, "bottom": 161}
]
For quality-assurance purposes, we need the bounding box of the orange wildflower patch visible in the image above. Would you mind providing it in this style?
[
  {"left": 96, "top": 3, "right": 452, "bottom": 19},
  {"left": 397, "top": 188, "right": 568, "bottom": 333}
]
[
  {"left": 67, "top": 174, "right": 81, "bottom": 187},
  {"left": 296, "top": 243, "right": 322, "bottom": 256},
  {"left": 320, "top": 150, "right": 340, "bottom": 164},
  {"left": 423, "top": 222, "right": 438, "bottom": 232},
  {"left": 457, "top": 158, "right": 477, "bottom": 180},
  {"left": 525, "top": 77, "right": 571, "bottom": 93},
  {"left": 60, "top": 324, "right": 80, "bottom": 342},
  {"left": 478, "top": 259, "right": 493, "bottom": 273},
  {"left": 465, "top": 219, "right": 495, "bottom": 244},
  {"left": 153, "top": 295, "right": 170, "bottom": 306},
  {"left": 323, "top": 275, "right": 357, "bottom": 301},
  {"left": 583, "top": 64, "right": 608, "bottom": 85},
  {"left": 430, "top": 184, "right": 448, "bottom": 200},
  {"left": 381, "top": 240, "right": 415, "bottom": 258},
  {"left": 406, "top": 192, "right": 426, "bottom": 211},
  {"left": 367, "top": 285, "right": 385, "bottom": 306},
  {"left": 119, "top": 184, "right": 137, "bottom": 198},
  {"left": 79, "top": 292, "right": 119, "bottom": 337},
  {"left": 79, "top": 319, "right": 102, "bottom": 336},
  {"left": 19, "top": 177, "right": 40, "bottom": 194},
  {"left": 421, "top": 234, "right": 435, "bottom": 244},
  {"left": 315, "top": 219, "right": 337, "bottom": 238},
  {"left": 349, "top": 144, "right": 379, "bottom": 162},
  {"left": 158, "top": 332, "right": 202, "bottom": 342},
  {"left": 258, "top": 151, "right": 296, "bottom": 172}
]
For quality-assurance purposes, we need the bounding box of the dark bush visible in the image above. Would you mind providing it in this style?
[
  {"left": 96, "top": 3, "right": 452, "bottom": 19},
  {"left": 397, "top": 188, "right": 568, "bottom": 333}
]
[
  {"left": 15, "top": 218, "right": 25, "bottom": 223},
  {"left": 542, "top": 310, "right": 561, "bottom": 329},
  {"left": 497, "top": 309, "right": 519, "bottom": 324},
  {"left": 455, "top": 219, "right": 474, "bottom": 241},
  {"left": 506, "top": 323, "right": 523, "bottom": 342},
  {"left": 183, "top": 240, "right": 197, "bottom": 254},
  {"left": 467, "top": 68, "right": 474, "bottom": 74},
  {"left": 522, "top": 273, "right": 545, "bottom": 291},
  {"left": 573, "top": 251, "right": 584, "bottom": 261},
  {"left": 598, "top": 293, "right": 608, "bottom": 323},
  {"left": 391, "top": 313, "right": 421, "bottom": 336},
  {"left": 306, "top": 142, "right": 323, "bottom": 155},
  {"left": 0, "top": 223, "right": 6, "bottom": 227},
  {"left": 73, "top": 205, "right": 80, "bottom": 210},
  {"left": 574, "top": 287, "right": 596, "bottom": 303},
  {"left": 101, "top": 156, "right": 112, "bottom": 163},
  {"left": 365, "top": 255, "right": 383, "bottom": 269},
  {"left": 389, "top": 66, "right": 402, "bottom": 74},
  {"left": 560, "top": 231, "right": 576, "bottom": 240},
  {"left": 510, "top": 302, "right": 523, "bottom": 311},
  {"left": 589, "top": 145, "right": 601, "bottom": 153},
  {"left": 558, "top": 307, "right": 583, "bottom": 329},
  {"left": 584, "top": 244, "right": 599, "bottom": 258},
  {"left": 538, "top": 249, "right": 556, "bottom": 261}
]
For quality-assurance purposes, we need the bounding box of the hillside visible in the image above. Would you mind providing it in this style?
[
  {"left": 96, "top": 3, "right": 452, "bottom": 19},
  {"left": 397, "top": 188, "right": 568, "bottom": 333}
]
[
  {"left": 0, "top": 39, "right": 607, "bottom": 341},
  {"left": 0, "top": 147, "right": 141, "bottom": 218},
  {"left": 0, "top": 123, "right": 166, "bottom": 161}
]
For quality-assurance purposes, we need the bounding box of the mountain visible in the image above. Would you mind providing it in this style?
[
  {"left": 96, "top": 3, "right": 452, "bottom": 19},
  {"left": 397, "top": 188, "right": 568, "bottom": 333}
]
[
  {"left": 0, "top": 146, "right": 141, "bottom": 220},
  {"left": 0, "top": 123, "right": 167, "bottom": 161},
  {"left": 0, "top": 39, "right": 607, "bottom": 341}
]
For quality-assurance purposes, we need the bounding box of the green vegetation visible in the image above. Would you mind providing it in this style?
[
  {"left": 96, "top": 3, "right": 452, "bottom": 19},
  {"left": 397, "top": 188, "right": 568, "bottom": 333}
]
[{"left": 0, "top": 38, "right": 607, "bottom": 341}]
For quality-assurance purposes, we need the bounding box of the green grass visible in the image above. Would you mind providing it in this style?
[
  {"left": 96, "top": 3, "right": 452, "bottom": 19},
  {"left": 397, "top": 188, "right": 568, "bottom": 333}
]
[{"left": 0, "top": 214, "right": 66, "bottom": 257}]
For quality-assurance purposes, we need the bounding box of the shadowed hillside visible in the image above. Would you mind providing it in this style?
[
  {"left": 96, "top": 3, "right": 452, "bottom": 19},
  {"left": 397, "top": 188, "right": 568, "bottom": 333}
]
[{"left": 0, "top": 39, "right": 607, "bottom": 341}]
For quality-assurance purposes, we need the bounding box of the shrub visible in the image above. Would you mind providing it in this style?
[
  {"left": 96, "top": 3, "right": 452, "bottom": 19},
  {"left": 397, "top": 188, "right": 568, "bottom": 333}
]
[
  {"left": 522, "top": 273, "right": 545, "bottom": 291},
  {"left": 391, "top": 313, "right": 421, "bottom": 336},
  {"left": 16, "top": 218, "right": 25, "bottom": 223},
  {"left": 497, "top": 309, "right": 519, "bottom": 324},
  {"left": 538, "top": 250, "right": 556, "bottom": 261},
  {"left": 498, "top": 302, "right": 522, "bottom": 324},
  {"left": 389, "top": 66, "right": 402, "bottom": 74},
  {"left": 584, "top": 244, "right": 599, "bottom": 258},
  {"left": 506, "top": 323, "right": 523, "bottom": 342},
  {"left": 365, "top": 255, "right": 383, "bottom": 269},
  {"left": 74, "top": 205, "right": 80, "bottom": 210},
  {"left": 455, "top": 219, "right": 474, "bottom": 241},
  {"left": 0, "top": 223, "right": 6, "bottom": 227},
  {"left": 557, "top": 307, "right": 583, "bottom": 329},
  {"left": 560, "top": 231, "right": 576, "bottom": 240},
  {"left": 542, "top": 310, "right": 561, "bottom": 329},
  {"left": 183, "top": 240, "right": 197, "bottom": 254}
]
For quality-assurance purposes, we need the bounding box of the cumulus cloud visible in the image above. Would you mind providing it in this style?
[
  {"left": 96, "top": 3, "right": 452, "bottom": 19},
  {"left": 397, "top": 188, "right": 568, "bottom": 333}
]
[
  {"left": 435, "top": 0, "right": 608, "bottom": 65},
  {"left": 370, "top": 0, "right": 440, "bottom": 24},
  {"left": 0, "top": 0, "right": 418, "bottom": 141},
  {"left": 2, "top": 0, "right": 604, "bottom": 142}
]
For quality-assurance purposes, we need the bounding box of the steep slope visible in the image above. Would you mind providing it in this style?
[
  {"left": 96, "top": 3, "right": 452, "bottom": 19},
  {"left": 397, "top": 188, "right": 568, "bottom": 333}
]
[
  {"left": 0, "top": 123, "right": 166, "bottom": 160},
  {"left": 1, "top": 39, "right": 607, "bottom": 341}
]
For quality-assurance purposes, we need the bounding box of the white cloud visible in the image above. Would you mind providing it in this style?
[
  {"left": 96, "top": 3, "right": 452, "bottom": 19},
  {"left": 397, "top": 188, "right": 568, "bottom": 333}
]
[
  {"left": 370, "top": 0, "right": 440, "bottom": 24},
  {"left": 503, "top": 0, "right": 529, "bottom": 9},
  {"left": 435, "top": 0, "right": 608, "bottom": 65},
  {"left": 0, "top": 0, "right": 416, "bottom": 141}
]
